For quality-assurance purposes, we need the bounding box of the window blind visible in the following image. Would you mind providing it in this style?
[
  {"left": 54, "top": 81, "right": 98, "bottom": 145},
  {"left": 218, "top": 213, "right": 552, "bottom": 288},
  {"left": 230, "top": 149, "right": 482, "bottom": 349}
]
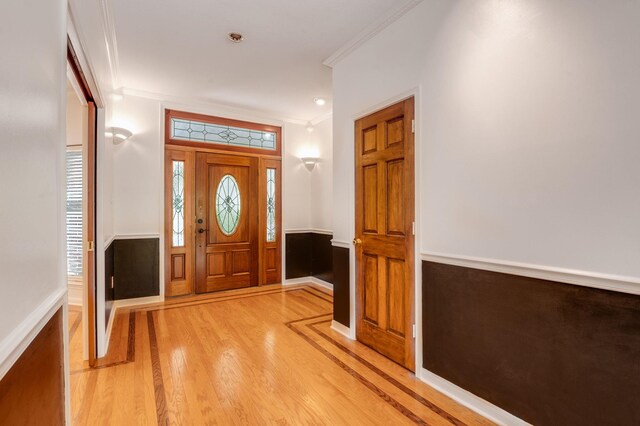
[{"left": 66, "top": 149, "right": 83, "bottom": 277}]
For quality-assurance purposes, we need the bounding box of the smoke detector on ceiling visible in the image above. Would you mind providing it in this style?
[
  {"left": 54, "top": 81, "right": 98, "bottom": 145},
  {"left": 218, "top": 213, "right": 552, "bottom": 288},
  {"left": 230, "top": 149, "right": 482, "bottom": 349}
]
[{"left": 228, "top": 33, "right": 244, "bottom": 43}]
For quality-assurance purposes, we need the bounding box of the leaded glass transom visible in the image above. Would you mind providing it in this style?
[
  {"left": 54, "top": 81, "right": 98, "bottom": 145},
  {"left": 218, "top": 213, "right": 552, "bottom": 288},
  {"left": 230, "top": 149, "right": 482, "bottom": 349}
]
[
  {"left": 171, "top": 118, "right": 277, "bottom": 150},
  {"left": 172, "top": 161, "right": 185, "bottom": 247},
  {"left": 266, "top": 168, "right": 276, "bottom": 242},
  {"left": 216, "top": 175, "right": 241, "bottom": 235}
]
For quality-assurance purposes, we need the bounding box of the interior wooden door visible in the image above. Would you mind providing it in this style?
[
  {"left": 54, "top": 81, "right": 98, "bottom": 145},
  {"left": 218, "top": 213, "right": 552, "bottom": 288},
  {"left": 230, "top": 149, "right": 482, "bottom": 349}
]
[
  {"left": 86, "top": 101, "right": 97, "bottom": 367},
  {"left": 195, "top": 153, "right": 259, "bottom": 293},
  {"left": 354, "top": 97, "right": 415, "bottom": 371}
]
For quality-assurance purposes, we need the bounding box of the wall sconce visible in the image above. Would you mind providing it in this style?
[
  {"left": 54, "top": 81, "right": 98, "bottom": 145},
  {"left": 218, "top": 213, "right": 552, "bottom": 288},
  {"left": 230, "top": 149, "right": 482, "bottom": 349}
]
[
  {"left": 305, "top": 121, "right": 314, "bottom": 133},
  {"left": 105, "top": 126, "right": 133, "bottom": 144},
  {"left": 301, "top": 157, "right": 319, "bottom": 171}
]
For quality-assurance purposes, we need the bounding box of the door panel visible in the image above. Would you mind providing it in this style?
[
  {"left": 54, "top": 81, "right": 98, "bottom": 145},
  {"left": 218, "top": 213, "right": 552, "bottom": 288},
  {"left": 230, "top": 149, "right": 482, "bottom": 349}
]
[
  {"left": 363, "top": 165, "right": 378, "bottom": 233},
  {"left": 355, "top": 97, "right": 415, "bottom": 371},
  {"left": 195, "top": 153, "right": 258, "bottom": 293},
  {"left": 386, "top": 159, "right": 405, "bottom": 236},
  {"left": 363, "top": 254, "right": 379, "bottom": 325},
  {"left": 259, "top": 159, "right": 282, "bottom": 285},
  {"left": 165, "top": 149, "right": 195, "bottom": 297}
]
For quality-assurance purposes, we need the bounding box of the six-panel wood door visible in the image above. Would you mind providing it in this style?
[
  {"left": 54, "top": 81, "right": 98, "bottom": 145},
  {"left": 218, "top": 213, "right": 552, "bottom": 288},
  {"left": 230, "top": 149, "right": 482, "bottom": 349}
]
[
  {"left": 195, "top": 153, "right": 259, "bottom": 293},
  {"left": 354, "top": 97, "right": 415, "bottom": 371}
]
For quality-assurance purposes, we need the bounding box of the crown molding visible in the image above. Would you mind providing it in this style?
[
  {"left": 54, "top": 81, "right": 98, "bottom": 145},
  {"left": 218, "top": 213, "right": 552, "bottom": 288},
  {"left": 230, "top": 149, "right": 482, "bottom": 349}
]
[
  {"left": 322, "top": 0, "right": 423, "bottom": 68},
  {"left": 98, "top": 0, "right": 120, "bottom": 89},
  {"left": 311, "top": 112, "right": 333, "bottom": 126}
]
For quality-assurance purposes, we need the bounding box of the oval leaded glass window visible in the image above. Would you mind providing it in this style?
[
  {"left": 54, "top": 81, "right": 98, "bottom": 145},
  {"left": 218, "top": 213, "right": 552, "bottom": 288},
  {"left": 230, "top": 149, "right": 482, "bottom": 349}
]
[{"left": 215, "top": 174, "right": 241, "bottom": 235}]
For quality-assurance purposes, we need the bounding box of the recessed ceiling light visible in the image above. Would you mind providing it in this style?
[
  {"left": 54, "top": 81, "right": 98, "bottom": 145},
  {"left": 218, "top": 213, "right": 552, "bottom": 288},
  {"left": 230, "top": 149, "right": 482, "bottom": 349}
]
[
  {"left": 228, "top": 33, "right": 244, "bottom": 43},
  {"left": 314, "top": 97, "right": 326, "bottom": 106}
]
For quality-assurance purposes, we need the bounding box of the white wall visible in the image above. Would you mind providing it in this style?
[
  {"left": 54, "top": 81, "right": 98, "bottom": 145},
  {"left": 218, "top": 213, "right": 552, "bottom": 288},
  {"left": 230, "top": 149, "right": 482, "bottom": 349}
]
[
  {"left": 333, "top": 0, "right": 640, "bottom": 278},
  {"left": 283, "top": 117, "right": 333, "bottom": 232},
  {"left": 111, "top": 96, "right": 163, "bottom": 236},
  {"left": 0, "top": 0, "right": 67, "bottom": 373},
  {"left": 283, "top": 122, "right": 312, "bottom": 231},
  {"left": 309, "top": 117, "right": 333, "bottom": 232}
]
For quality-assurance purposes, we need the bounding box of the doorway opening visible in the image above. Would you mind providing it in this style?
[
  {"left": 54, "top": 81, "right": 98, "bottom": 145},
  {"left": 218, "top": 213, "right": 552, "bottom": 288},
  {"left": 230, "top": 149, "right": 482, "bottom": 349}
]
[
  {"left": 354, "top": 97, "right": 416, "bottom": 371},
  {"left": 66, "top": 38, "right": 98, "bottom": 367},
  {"left": 164, "top": 109, "right": 282, "bottom": 296}
]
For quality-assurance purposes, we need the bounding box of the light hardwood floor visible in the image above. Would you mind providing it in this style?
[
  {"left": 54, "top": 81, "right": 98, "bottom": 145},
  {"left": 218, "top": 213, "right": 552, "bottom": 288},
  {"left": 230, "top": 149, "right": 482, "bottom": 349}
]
[{"left": 68, "top": 284, "right": 493, "bottom": 425}]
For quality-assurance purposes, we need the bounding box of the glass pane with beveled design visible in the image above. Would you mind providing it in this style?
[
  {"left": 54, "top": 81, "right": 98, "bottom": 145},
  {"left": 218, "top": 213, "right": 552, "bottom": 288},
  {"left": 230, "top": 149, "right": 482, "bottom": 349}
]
[
  {"left": 171, "top": 118, "right": 276, "bottom": 150},
  {"left": 266, "top": 168, "right": 276, "bottom": 242},
  {"left": 216, "top": 175, "right": 241, "bottom": 235},
  {"left": 172, "top": 161, "right": 185, "bottom": 247}
]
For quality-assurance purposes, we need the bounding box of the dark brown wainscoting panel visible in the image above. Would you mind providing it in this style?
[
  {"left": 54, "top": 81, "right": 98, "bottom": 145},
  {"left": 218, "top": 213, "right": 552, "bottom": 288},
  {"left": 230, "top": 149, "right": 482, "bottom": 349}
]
[
  {"left": 285, "top": 233, "right": 312, "bottom": 279},
  {"left": 422, "top": 261, "right": 640, "bottom": 426},
  {"left": 332, "top": 246, "right": 350, "bottom": 327},
  {"left": 311, "top": 233, "right": 333, "bottom": 283},
  {"left": 0, "top": 308, "right": 65, "bottom": 424},
  {"left": 285, "top": 232, "right": 333, "bottom": 283},
  {"left": 105, "top": 240, "right": 115, "bottom": 330},
  {"left": 114, "top": 238, "right": 160, "bottom": 300}
]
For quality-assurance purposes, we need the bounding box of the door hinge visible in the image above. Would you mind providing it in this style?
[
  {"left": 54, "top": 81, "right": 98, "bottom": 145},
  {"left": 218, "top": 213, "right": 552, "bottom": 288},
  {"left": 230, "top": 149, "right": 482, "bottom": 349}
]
[
  {"left": 412, "top": 324, "right": 416, "bottom": 339},
  {"left": 412, "top": 222, "right": 415, "bottom": 236},
  {"left": 411, "top": 119, "right": 415, "bottom": 133},
  {"left": 87, "top": 241, "right": 94, "bottom": 252}
]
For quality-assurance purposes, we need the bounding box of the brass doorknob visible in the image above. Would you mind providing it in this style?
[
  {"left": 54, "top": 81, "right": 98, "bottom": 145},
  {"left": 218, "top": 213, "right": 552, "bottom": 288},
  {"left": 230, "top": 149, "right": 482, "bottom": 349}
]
[{"left": 352, "top": 238, "right": 362, "bottom": 245}]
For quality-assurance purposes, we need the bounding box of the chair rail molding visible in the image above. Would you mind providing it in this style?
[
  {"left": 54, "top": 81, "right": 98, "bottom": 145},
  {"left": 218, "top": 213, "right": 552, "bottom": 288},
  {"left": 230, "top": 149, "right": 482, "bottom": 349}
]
[
  {"left": 421, "top": 252, "right": 640, "bottom": 296},
  {"left": 0, "top": 288, "right": 67, "bottom": 379},
  {"left": 331, "top": 239, "right": 351, "bottom": 249}
]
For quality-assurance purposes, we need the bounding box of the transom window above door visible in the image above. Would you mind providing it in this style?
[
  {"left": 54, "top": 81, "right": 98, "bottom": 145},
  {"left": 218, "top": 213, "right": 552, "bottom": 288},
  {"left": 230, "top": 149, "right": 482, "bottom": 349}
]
[{"left": 166, "top": 109, "right": 282, "bottom": 156}]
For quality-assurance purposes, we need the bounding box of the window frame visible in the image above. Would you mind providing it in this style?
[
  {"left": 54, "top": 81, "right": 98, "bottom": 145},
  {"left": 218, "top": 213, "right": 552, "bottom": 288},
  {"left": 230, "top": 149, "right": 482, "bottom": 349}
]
[{"left": 66, "top": 146, "right": 84, "bottom": 281}]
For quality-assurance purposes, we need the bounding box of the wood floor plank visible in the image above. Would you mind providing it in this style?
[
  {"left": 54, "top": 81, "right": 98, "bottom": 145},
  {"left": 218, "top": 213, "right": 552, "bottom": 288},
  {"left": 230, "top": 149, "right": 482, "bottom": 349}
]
[{"left": 68, "top": 284, "right": 493, "bottom": 425}]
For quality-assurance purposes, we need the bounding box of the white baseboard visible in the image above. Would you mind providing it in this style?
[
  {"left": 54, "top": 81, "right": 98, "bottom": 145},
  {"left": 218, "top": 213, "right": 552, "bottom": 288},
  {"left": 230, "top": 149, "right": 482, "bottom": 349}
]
[
  {"left": 330, "top": 320, "right": 352, "bottom": 339},
  {"left": 421, "top": 252, "right": 640, "bottom": 296},
  {"left": 103, "top": 303, "right": 117, "bottom": 357},
  {"left": 112, "top": 295, "right": 163, "bottom": 309},
  {"left": 0, "top": 288, "right": 67, "bottom": 380},
  {"left": 67, "top": 283, "right": 83, "bottom": 306},
  {"left": 103, "top": 295, "right": 163, "bottom": 356},
  {"left": 283, "top": 276, "right": 333, "bottom": 291},
  {"left": 419, "top": 368, "right": 530, "bottom": 426}
]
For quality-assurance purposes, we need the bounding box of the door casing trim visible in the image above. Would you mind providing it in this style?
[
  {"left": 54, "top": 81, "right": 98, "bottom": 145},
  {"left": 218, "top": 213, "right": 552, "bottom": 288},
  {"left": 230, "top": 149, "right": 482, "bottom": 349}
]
[{"left": 348, "top": 87, "right": 423, "bottom": 373}]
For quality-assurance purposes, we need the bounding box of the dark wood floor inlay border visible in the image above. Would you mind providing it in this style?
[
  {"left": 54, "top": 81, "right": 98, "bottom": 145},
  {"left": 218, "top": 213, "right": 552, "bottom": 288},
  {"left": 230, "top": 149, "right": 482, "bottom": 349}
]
[
  {"left": 307, "top": 320, "right": 466, "bottom": 426},
  {"left": 286, "top": 316, "right": 428, "bottom": 425},
  {"left": 76, "top": 285, "right": 470, "bottom": 425},
  {"left": 70, "top": 310, "right": 136, "bottom": 375},
  {"left": 147, "top": 310, "right": 169, "bottom": 426},
  {"left": 138, "top": 285, "right": 332, "bottom": 313},
  {"left": 69, "top": 311, "right": 82, "bottom": 342},
  {"left": 142, "top": 285, "right": 332, "bottom": 425}
]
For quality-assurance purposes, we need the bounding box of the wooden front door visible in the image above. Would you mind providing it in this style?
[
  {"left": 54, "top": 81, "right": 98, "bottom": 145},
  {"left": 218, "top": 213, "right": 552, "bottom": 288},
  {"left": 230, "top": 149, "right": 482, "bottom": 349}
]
[
  {"left": 195, "top": 153, "right": 259, "bottom": 293},
  {"left": 354, "top": 97, "right": 415, "bottom": 371}
]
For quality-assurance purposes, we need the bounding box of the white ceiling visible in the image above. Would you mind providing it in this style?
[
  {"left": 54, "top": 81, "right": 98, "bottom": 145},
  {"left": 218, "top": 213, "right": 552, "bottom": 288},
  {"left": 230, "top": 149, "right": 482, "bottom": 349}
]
[{"left": 109, "top": 0, "right": 415, "bottom": 122}]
